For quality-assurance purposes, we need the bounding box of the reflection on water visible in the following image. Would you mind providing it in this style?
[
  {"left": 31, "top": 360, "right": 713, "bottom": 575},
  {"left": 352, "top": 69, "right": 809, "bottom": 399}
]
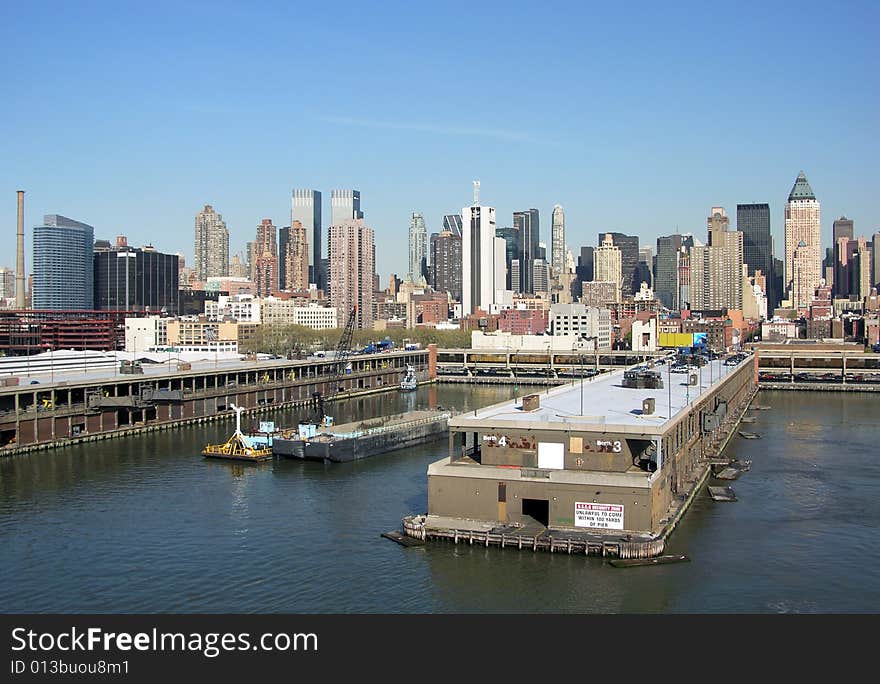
[{"left": 1, "top": 388, "right": 878, "bottom": 613}]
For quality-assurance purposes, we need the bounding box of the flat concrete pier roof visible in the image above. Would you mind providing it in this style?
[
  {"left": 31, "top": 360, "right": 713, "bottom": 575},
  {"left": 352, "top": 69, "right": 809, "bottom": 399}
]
[{"left": 450, "top": 355, "right": 749, "bottom": 434}]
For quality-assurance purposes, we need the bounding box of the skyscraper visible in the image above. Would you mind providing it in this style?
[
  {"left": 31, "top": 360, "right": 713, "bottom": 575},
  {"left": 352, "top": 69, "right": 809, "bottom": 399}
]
[
  {"left": 835, "top": 236, "right": 857, "bottom": 298},
  {"left": 291, "top": 189, "right": 321, "bottom": 289},
  {"left": 462, "top": 181, "right": 499, "bottom": 314},
  {"left": 833, "top": 216, "right": 854, "bottom": 247},
  {"left": 33, "top": 214, "right": 95, "bottom": 310},
  {"left": 655, "top": 235, "right": 682, "bottom": 310},
  {"left": 194, "top": 205, "right": 229, "bottom": 281},
  {"left": 855, "top": 239, "right": 872, "bottom": 299},
  {"left": 532, "top": 258, "right": 549, "bottom": 294},
  {"left": 93, "top": 239, "right": 179, "bottom": 313},
  {"left": 873, "top": 232, "right": 880, "bottom": 290},
  {"left": 253, "top": 219, "right": 278, "bottom": 297},
  {"left": 0, "top": 267, "right": 15, "bottom": 300},
  {"left": 442, "top": 214, "right": 463, "bottom": 237},
  {"left": 278, "top": 225, "right": 289, "bottom": 289},
  {"left": 328, "top": 219, "right": 375, "bottom": 329},
  {"left": 737, "top": 203, "right": 773, "bottom": 308},
  {"left": 551, "top": 205, "right": 565, "bottom": 277},
  {"left": 784, "top": 171, "right": 821, "bottom": 309},
  {"left": 430, "top": 229, "right": 462, "bottom": 301},
  {"left": 690, "top": 208, "right": 743, "bottom": 311},
  {"left": 331, "top": 189, "right": 363, "bottom": 226},
  {"left": 495, "top": 226, "right": 520, "bottom": 290},
  {"left": 598, "top": 232, "right": 639, "bottom": 296},
  {"left": 576, "top": 246, "right": 594, "bottom": 285},
  {"left": 594, "top": 233, "right": 622, "bottom": 296},
  {"left": 285, "top": 220, "right": 309, "bottom": 291},
  {"left": 513, "top": 209, "right": 539, "bottom": 293},
  {"left": 832, "top": 216, "right": 855, "bottom": 297},
  {"left": 637, "top": 246, "right": 653, "bottom": 289},
  {"left": 408, "top": 212, "right": 427, "bottom": 280}
]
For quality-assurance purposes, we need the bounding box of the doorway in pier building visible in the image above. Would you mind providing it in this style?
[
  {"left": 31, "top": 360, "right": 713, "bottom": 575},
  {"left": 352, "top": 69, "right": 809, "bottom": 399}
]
[{"left": 521, "top": 498, "right": 549, "bottom": 527}]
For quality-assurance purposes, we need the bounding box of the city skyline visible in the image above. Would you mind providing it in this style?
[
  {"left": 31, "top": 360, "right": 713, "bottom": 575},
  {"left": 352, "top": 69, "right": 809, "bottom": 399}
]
[
  {"left": 2, "top": 3, "right": 877, "bottom": 278},
  {"left": 5, "top": 171, "right": 875, "bottom": 287}
]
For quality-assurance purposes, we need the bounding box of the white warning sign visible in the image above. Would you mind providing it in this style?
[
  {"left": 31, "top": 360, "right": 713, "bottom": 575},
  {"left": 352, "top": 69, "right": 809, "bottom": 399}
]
[{"left": 574, "top": 502, "right": 624, "bottom": 530}]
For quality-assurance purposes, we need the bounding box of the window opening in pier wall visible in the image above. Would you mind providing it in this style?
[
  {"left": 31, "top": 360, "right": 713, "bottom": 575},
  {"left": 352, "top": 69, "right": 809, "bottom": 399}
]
[{"left": 522, "top": 498, "right": 549, "bottom": 527}]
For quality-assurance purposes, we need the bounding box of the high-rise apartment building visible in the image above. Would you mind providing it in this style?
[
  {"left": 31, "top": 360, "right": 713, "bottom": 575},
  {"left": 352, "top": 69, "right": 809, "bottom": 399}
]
[
  {"left": 856, "top": 240, "right": 872, "bottom": 299},
  {"left": 551, "top": 205, "right": 565, "bottom": 277},
  {"left": 510, "top": 260, "right": 521, "bottom": 294},
  {"left": 784, "top": 171, "right": 821, "bottom": 309},
  {"left": 462, "top": 182, "right": 499, "bottom": 314},
  {"left": 678, "top": 244, "right": 695, "bottom": 309},
  {"left": 429, "top": 229, "right": 462, "bottom": 301},
  {"left": 0, "top": 267, "right": 15, "bottom": 300},
  {"left": 229, "top": 253, "right": 247, "bottom": 279},
  {"left": 710, "top": 207, "right": 744, "bottom": 308},
  {"left": 33, "top": 214, "right": 95, "bottom": 310},
  {"left": 291, "top": 189, "right": 321, "bottom": 288},
  {"left": 737, "top": 203, "right": 773, "bottom": 307},
  {"left": 532, "top": 258, "right": 550, "bottom": 294},
  {"left": 93, "top": 238, "right": 179, "bottom": 313},
  {"left": 513, "top": 209, "right": 539, "bottom": 293},
  {"left": 689, "top": 208, "right": 743, "bottom": 311},
  {"left": 194, "top": 205, "right": 229, "bottom": 281},
  {"left": 873, "top": 232, "right": 880, "bottom": 290},
  {"left": 408, "top": 212, "right": 427, "bottom": 280},
  {"left": 328, "top": 219, "right": 375, "bottom": 329},
  {"left": 598, "top": 232, "right": 639, "bottom": 296},
  {"left": 593, "top": 233, "right": 622, "bottom": 297},
  {"left": 253, "top": 219, "right": 278, "bottom": 297},
  {"left": 286, "top": 220, "right": 310, "bottom": 291}
]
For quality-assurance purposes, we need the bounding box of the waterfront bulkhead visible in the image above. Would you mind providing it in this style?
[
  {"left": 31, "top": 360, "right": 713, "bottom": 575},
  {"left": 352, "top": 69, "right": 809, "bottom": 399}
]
[{"left": 426, "top": 355, "right": 756, "bottom": 538}]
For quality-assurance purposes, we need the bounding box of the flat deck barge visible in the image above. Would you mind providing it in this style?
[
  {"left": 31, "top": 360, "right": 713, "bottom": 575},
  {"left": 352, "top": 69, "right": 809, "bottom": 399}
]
[{"left": 272, "top": 409, "right": 451, "bottom": 463}]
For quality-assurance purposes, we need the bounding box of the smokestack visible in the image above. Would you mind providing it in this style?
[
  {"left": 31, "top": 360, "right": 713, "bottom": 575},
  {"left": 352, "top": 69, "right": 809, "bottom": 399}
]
[{"left": 15, "top": 191, "right": 25, "bottom": 309}]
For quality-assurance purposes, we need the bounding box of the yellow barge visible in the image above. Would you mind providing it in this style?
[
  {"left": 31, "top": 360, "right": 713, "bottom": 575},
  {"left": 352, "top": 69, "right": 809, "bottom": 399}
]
[{"left": 202, "top": 404, "right": 274, "bottom": 463}]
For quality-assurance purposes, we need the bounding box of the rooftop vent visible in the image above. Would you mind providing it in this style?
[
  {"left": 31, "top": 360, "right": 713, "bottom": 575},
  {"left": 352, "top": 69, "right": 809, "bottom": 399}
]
[
  {"left": 642, "top": 398, "right": 655, "bottom": 415},
  {"left": 521, "top": 394, "right": 540, "bottom": 412}
]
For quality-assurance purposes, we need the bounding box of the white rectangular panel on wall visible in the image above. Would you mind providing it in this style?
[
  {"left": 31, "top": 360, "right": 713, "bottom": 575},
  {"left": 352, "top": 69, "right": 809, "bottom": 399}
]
[{"left": 537, "top": 442, "right": 564, "bottom": 470}]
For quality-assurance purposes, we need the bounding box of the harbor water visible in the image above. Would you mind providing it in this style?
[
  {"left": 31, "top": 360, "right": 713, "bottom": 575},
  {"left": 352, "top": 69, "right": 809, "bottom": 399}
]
[{"left": 1, "top": 385, "right": 878, "bottom": 613}]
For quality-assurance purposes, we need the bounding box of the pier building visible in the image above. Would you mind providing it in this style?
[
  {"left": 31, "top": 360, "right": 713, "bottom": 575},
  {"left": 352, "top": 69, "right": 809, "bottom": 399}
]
[{"left": 413, "top": 353, "right": 757, "bottom": 556}]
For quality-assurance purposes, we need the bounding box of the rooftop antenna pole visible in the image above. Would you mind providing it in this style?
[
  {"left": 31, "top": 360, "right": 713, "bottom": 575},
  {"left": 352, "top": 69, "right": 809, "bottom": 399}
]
[{"left": 473, "top": 180, "right": 480, "bottom": 206}]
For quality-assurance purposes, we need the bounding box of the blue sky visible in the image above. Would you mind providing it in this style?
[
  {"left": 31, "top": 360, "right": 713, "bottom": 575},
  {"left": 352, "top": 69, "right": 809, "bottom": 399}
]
[{"left": 2, "top": 1, "right": 878, "bottom": 277}]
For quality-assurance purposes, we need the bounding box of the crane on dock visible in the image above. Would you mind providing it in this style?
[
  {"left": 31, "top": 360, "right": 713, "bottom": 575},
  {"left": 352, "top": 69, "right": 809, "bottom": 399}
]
[{"left": 309, "top": 306, "right": 358, "bottom": 427}]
